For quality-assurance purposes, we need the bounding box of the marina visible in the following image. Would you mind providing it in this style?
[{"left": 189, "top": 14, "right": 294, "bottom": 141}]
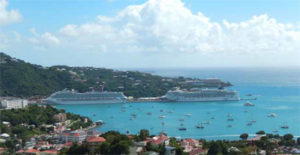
[
  {"left": 54, "top": 68, "right": 300, "bottom": 140},
  {"left": 55, "top": 82, "right": 300, "bottom": 140}
]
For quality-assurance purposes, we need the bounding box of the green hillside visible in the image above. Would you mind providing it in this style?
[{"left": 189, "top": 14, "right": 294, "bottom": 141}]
[{"left": 0, "top": 52, "right": 231, "bottom": 98}]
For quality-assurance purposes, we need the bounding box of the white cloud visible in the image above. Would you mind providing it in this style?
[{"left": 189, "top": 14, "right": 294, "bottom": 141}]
[
  {"left": 2, "top": 0, "right": 300, "bottom": 67},
  {"left": 0, "top": 0, "right": 22, "bottom": 26},
  {"left": 51, "top": 0, "right": 299, "bottom": 56}
]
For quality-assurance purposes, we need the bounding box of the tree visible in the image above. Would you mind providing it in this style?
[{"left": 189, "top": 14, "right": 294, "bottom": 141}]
[
  {"left": 256, "top": 130, "right": 265, "bottom": 135},
  {"left": 240, "top": 133, "right": 248, "bottom": 140},
  {"left": 139, "top": 129, "right": 149, "bottom": 140},
  {"left": 283, "top": 134, "right": 293, "bottom": 141},
  {"left": 95, "top": 142, "right": 110, "bottom": 154},
  {"left": 110, "top": 141, "right": 130, "bottom": 155}
]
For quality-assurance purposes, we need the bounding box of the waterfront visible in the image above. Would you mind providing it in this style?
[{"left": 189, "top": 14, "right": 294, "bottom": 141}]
[{"left": 56, "top": 68, "right": 300, "bottom": 140}]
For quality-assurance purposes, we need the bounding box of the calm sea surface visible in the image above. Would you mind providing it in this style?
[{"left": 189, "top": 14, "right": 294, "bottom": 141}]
[{"left": 55, "top": 68, "right": 300, "bottom": 140}]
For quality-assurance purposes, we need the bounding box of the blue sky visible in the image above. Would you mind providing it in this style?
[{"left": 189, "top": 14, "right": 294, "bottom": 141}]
[
  {"left": 7, "top": 0, "right": 300, "bottom": 32},
  {"left": 1, "top": 0, "right": 300, "bottom": 68}
]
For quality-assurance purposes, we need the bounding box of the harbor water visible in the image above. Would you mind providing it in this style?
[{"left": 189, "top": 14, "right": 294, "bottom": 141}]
[{"left": 55, "top": 68, "right": 300, "bottom": 140}]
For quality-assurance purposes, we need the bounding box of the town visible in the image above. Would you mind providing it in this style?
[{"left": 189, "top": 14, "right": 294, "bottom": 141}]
[{"left": 1, "top": 98, "right": 300, "bottom": 155}]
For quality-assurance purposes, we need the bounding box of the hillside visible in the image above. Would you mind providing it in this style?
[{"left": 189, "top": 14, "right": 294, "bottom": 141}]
[{"left": 0, "top": 52, "right": 231, "bottom": 98}]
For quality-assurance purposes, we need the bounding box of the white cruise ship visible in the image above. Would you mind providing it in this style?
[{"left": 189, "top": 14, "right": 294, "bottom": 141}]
[
  {"left": 44, "top": 89, "right": 127, "bottom": 105},
  {"left": 163, "top": 88, "right": 240, "bottom": 102}
]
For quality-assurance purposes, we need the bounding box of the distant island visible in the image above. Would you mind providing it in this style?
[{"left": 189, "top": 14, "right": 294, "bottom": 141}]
[{"left": 0, "top": 52, "right": 231, "bottom": 99}]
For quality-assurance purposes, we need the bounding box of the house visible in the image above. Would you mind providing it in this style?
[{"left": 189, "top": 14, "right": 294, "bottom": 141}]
[
  {"left": 86, "top": 136, "right": 106, "bottom": 146},
  {"left": 60, "top": 130, "right": 87, "bottom": 143},
  {"left": 53, "top": 113, "right": 66, "bottom": 122},
  {"left": 165, "top": 146, "right": 176, "bottom": 155},
  {"left": 181, "top": 138, "right": 206, "bottom": 154},
  {"left": 1, "top": 98, "right": 28, "bottom": 109},
  {"left": 181, "top": 138, "right": 202, "bottom": 152},
  {"left": 0, "top": 133, "right": 10, "bottom": 139},
  {"left": 151, "top": 134, "right": 169, "bottom": 146}
]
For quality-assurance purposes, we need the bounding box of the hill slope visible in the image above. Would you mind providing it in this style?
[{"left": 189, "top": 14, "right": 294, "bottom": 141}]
[{"left": 0, "top": 52, "right": 231, "bottom": 98}]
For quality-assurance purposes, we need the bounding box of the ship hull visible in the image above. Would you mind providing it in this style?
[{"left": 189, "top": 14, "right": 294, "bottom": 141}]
[
  {"left": 45, "top": 99, "right": 126, "bottom": 105},
  {"left": 165, "top": 97, "right": 240, "bottom": 102}
]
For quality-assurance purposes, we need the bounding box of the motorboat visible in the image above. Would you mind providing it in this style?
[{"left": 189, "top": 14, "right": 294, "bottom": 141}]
[
  {"left": 159, "top": 115, "right": 166, "bottom": 118},
  {"left": 244, "top": 101, "right": 255, "bottom": 106},
  {"left": 227, "top": 118, "right": 234, "bottom": 121},
  {"left": 179, "top": 127, "right": 187, "bottom": 131},
  {"left": 184, "top": 113, "right": 192, "bottom": 116},
  {"left": 268, "top": 113, "right": 277, "bottom": 117}
]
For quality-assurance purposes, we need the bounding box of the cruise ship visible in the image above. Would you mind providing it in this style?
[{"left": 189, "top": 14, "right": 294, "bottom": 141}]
[
  {"left": 162, "top": 88, "right": 240, "bottom": 102},
  {"left": 44, "top": 89, "right": 127, "bottom": 105}
]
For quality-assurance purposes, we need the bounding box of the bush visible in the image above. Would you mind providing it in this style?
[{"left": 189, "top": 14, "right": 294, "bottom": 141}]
[{"left": 240, "top": 133, "right": 249, "bottom": 140}]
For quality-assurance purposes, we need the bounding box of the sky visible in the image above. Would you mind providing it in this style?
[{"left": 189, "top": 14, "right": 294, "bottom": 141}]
[{"left": 0, "top": 0, "right": 300, "bottom": 68}]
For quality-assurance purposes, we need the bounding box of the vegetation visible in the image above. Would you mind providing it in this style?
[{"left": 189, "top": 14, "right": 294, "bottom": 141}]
[
  {"left": 240, "top": 133, "right": 249, "bottom": 140},
  {"left": 60, "top": 131, "right": 133, "bottom": 155},
  {"left": 0, "top": 105, "right": 92, "bottom": 152},
  {"left": 0, "top": 52, "right": 231, "bottom": 98}
]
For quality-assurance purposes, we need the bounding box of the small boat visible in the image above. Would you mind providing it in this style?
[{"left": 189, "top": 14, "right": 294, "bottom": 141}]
[
  {"left": 204, "top": 121, "right": 210, "bottom": 125},
  {"left": 250, "top": 120, "right": 256, "bottom": 123},
  {"left": 245, "top": 94, "right": 252, "bottom": 96},
  {"left": 272, "top": 129, "right": 279, "bottom": 133},
  {"left": 244, "top": 101, "right": 255, "bottom": 106},
  {"left": 160, "top": 109, "right": 164, "bottom": 112},
  {"left": 268, "top": 113, "right": 277, "bottom": 117},
  {"left": 211, "top": 117, "right": 215, "bottom": 120},
  {"left": 247, "top": 122, "right": 252, "bottom": 126},
  {"left": 179, "top": 118, "right": 185, "bottom": 121},
  {"left": 179, "top": 127, "right": 187, "bottom": 131},
  {"left": 93, "top": 113, "right": 96, "bottom": 116},
  {"left": 159, "top": 115, "right": 166, "bottom": 118},
  {"left": 180, "top": 123, "right": 184, "bottom": 126},
  {"left": 162, "top": 122, "right": 165, "bottom": 126},
  {"left": 227, "top": 113, "right": 231, "bottom": 117},
  {"left": 167, "top": 110, "right": 173, "bottom": 114},
  {"left": 281, "top": 125, "right": 289, "bottom": 129},
  {"left": 131, "top": 114, "right": 137, "bottom": 117},
  {"left": 196, "top": 123, "right": 204, "bottom": 129},
  {"left": 95, "top": 120, "right": 104, "bottom": 125},
  {"left": 227, "top": 118, "right": 234, "bottom": 121},
  {"left": 130, "top": 118, "right": 134, "bottom": 120},
  {"left": 146, "top": 112, "right": 152, "bottom": 115},
  {"left": 184, "top": 113, "right": 192, "bottom": 117},
  {"left": 227, "top": 124, "right": 232, "bottom": 128}
]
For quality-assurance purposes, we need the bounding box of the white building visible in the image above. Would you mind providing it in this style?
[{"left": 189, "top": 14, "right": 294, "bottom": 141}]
[
  {"left": 60, "top": 130, "right": 87, "bottom": 143},
  {"left": 0, "top": 99, "right": 28, "bottom": 109}
]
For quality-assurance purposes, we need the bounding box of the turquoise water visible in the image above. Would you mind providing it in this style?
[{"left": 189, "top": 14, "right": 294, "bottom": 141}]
[{"left": 55, "top": 68, "right": 300, "bottom": 140}]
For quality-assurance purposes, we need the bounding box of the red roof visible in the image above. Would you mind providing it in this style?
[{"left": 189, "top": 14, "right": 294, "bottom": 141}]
[
  {"left": 16, "top": 150, "right": 24, "bottom": 153},
  {"left": 24, "top": 149, "right": 39, "bottom": 153},
  {"left": 87, "top": 136, "right": 106, "bottom": 143},
  {"left": 64, "top": 142, "right": 73, "bottom": 147},
  {"left": 183, "top": 138, "right": 200, "bottom": 145},
  {"left": 41, "top": 150, "right": 58, "bottom": 154},
  {"left": 152, "top": 134, "right": 168, "bottom": 145},
  {"left": 73, "top": 133, "right": 80, "bottom": 136}
]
